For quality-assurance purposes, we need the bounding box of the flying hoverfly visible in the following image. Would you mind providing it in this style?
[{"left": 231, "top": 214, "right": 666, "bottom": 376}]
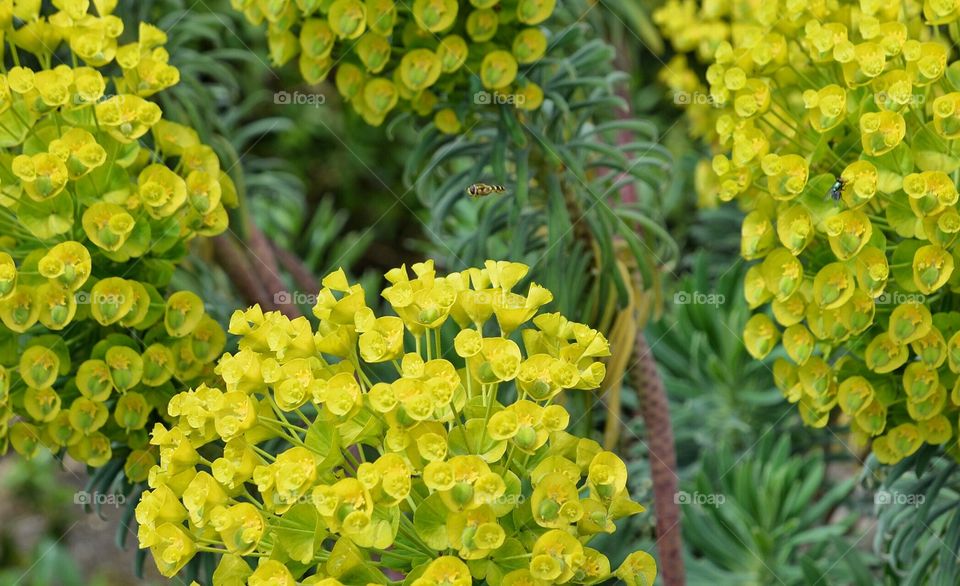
[
  {"left": 827, "top": 176, "right": 847, "bottom": 204},
  {"left": 466, "top": 183, "right": 506, "bottom": 198}
]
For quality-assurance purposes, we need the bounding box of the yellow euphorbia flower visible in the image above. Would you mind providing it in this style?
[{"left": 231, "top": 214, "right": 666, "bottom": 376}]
[{"left": 138, "top": 261, "right": 653, "bottom": 584}]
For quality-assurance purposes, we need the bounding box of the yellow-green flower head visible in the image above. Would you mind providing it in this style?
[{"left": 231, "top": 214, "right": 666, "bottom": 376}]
[
  {"left": 859, "top": 110, "right": 906, "bottom": 156},
  {"left": 813, "top": 263, "right": 856, "bottom": 310},
  {"left": 356, "top": 33, "right": 391, "bottom": 74},
  {"left": 211, "top": 439, "right": 261, "bottom": 491},
  {"left": 434, "top": 108, "right": 462, "bottom": 134},
  {"left": 826, "top": 210, "right": 873, "bottom": 261},
  {"left": 256, "top": 446, "right": 318, "bottom": 511},
  {"left": 0, "top": 252, "right": 16, "bottom": 299},
  {"left": 762, "top": 153, "right": 808, "bottom": 199},
  {"left": 138, "top": 259, "right": 650, "bottom": 582},
  {"left": 139, "top": 163, "right": 188, "bottom": 218},
  {"left": 249, "top": 560, "right": 296, "bottom": 586},
  {"left": 513, "top": 28, "right": 548, "bottom": 64},
  {"left": 136, "top": 484, "right": 188, "bottom": 543},
  {"left": 449, "top": 508, "right": 507, "bottom": 559},
  {"left": 743, "top": 313, "right": 779, "bottom": 360},
  {"left": 19, "top": 345, "right": 60, "bottom": 392},
  {"left": 906, "top": 41, "right": 948, "bottom": 85},
  {"left": 517, "top": 0, "right": 556, "bottom": 25},
  {"left": 889, "top": 301, "right": 933, "bottom": 345},
  {"left": 165, "top": 291, "right": 205, "bottom": 338},
  {"left": 412, "top": 0, "right": 458, "bottom": 32},
  {"left": 412, "top": 557, "right": 472, "bottom": 586},
  {"left": 48, "top": 127, "right": 107, "bottom": 178},
  {"left": 615, "top": 550, "right": 658, "bottom": 586},
  {"left": 366, "top": 0, "right": 397, "bottom": 35},
  {"left": 776, "top": 205, "right": 813, "bottom": 255},
  {"left": 481, "top": 50, "right": 519, "bottom": 90},
  {"left": 95, "top": 94, "right": 162, "bottom": 142},
  {"left": 783, "top": 324, "right": 815, "bottom": 364},
  {"left": 837, "top": 375, "right": 875, "bottom": 417},
  {"left": 300, "top": 18, "right": 336, "bottom": 59},
  {"left": 362, "top": 77, "right": 400, "bottom": 119},
  {"left": 23, "top": 385, "right": 61, "bottom": 423},
  {"left": 734, "top": 78, "right": 771, "bottom": 118},
  {"left": 912, "top": 245, "right": 954, "bottom": 293},
  {"left": 466, "top": 8, "right": 498, "bottom": 42},
  {"left": 872, "top": 69, "right": 914, "bottom": 110},
  {"left": 151, "top": 423, "right": 201, "bottom": 475},
  {"left": 903, "top": 362, "right": 940, "bottom": 403},
  {"left": 182, "top": 471, "right": 228, "bottom": 527},
  {"left": 80, "top": 203, "right": 134, "bottom": 253},
  {"left": 516, "top": 81, "right": 545, "bottom": 111},
  {"left": 149, "top": 523, "right": 197, "bottom": 577},
  {"left": 907, "top": 378, "right": 947, "bottom": 423},
  {"left": 742, "top": 265, "right": 772, "bottom": 310},
  {"left": 842, "top": 160, "right": 878, "bottom": 207},
  {"left": 911, "top": 327, "right": 947, "bottom": 368},
  {"left": 328, "top": 0, "right": 367, "bottom": 39},
  {"left": 124, "top": 450, "right": 156, "bottom": 484},
  {"left": 0, "top": 285, "right": 40, "bottom": 333},
  {"left": 760, "top": 248, "right": 803, "bottom": 301},
  {"left": 115, "top": 391, "right": 152, "bottom": 430},
  {"left": 771, "top": 290, "right": 806, "bottom": 327},
  {"left": 68, "top": 394, "right": 111, "bottom": 434},
  {"left": 864, "top": 332, "right": 908, "bottom": 374},
  {"left": 924, "top": 0, "right": 960, "bottom": 23},
  {"left": 436, "top": 35, "right": 469, "bottom": 73},
  {"left": 12, "top": 152, "right": 69, "bottom": 201},
  {"left": 803, "top": 84, "right": 847, "bottom": 132},
  {"left": 399, "top": 49, "right": 442, "bottom": 92},
  {"left": 531, "top": 529, "right": 584, "bottom": 582},
  {"left": 206, "top": 520, "right": 258, "bottom": 567},
  {"left": 933, "top": 91, "right": 960, "bottom": 138}
]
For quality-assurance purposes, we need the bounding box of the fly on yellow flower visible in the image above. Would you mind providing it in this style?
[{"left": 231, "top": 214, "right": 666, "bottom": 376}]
[{"left": 466, "top": 183, "right": 507, "bottom": 198}]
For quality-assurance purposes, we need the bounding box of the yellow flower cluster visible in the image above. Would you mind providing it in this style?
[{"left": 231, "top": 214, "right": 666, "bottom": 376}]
[
  {"left": 0, "top": 1, "right": 231, "bottom": 471},
  {"left": 658, "top": 0, "right": 960, "bottom": 464},
  {"left": 229, "top": 0, "right": 552, "bottom": 127},
  {"left": 137, "top": 260, "right": 657, "bottom": 585}
]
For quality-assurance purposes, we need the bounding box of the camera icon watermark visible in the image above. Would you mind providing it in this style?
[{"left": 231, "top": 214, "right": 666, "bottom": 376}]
[
  {"left": 673, "top": 91, "right": 720, "bottom": 107},
  {"left": 673, "top": 290, "right": 725, "bottom": 307},
  {"left": 274, "top": 90, "right": 326, "bottom": 107},
  {"left": 874, "top": 489, "right": 924, "bottom": 507},
  {"left": 274, "top": 290, "right": 320, "bottom": 306},
  {"left": 874, "top": 291, "right": 926, "bottom": 305},
  {"left": 874, "top": 92, "right": 925, "bottom": 107},
  {"left": 674, "top": 490, "right": 725, "bottom": 507},
  {"left": 474, "top": 90, "right": 526, "bottom": 107},
  {"left": 74, "top": 490, "right": 126, "bottom": 507},
  {"left": 491, "top": 493, "right": 527, "bottom": 505},
  {"left": 75, "top": 291, "right": 125, "bottom": 305},
  {"left": 468, "top": 290, "right": 526, "bottom": 309}
]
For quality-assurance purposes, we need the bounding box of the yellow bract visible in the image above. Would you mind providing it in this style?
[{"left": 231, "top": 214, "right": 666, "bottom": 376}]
[
  {"left": 658, "top": 0, "right": 960, "bottom": 464},
  {"left": 137, "top": 260, "right": 654, "bottom": 584},
  {"left": 0, "top": 2, "right": 230, "bottom": 470},
  {"left": 229, "top": 0, "right": 554, "bottom": 125}
]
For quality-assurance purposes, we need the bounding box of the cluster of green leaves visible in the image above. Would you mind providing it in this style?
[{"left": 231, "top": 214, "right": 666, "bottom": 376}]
[
  {"left": 647, "top": 253, "right": 788, "bottom": 468},
  {"left": 627, "top": 221, "right": 879, "bottom": 583},
  {"left": 682, "top": 435, "right": 878, "bottom": 585},
  {"left": 408, "top": 20, "right": 675, "bottom": 325},
  {"left": 124, "top": 0, "right": 406, "bottom": 282},
  {"left": 871, "top": 448, "right": 960, "bottom": 585}
]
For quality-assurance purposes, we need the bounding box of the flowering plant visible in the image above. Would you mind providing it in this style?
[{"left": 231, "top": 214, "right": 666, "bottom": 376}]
[
  {"left": 229, "top": 0, "right": 552, "bottom": 127},
  {"left": 656, "top": 0, "right": 960, "bottom": 464},
  {"left": 137, "top": 260, "right": 657, "bottom": 585},
  {"left": 0, "top": 1, "right": 232, "bottom": 473}
]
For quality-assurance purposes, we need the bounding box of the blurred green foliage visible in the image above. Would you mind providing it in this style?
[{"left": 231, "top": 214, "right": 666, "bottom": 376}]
[{"left": 682, "top": 435, "right": 878, "bottom": 585}]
